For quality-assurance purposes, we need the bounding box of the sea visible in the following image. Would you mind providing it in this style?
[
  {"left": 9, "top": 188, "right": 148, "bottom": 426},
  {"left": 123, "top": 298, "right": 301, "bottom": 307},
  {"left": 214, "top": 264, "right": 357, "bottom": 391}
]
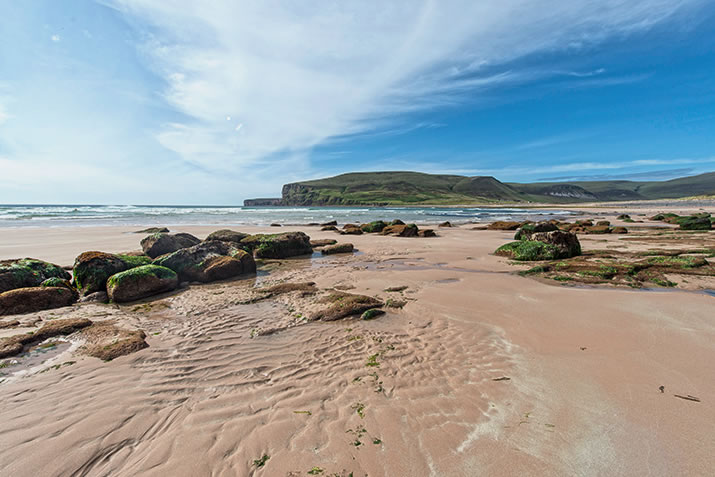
[{"left": 0, "top": 204, "right": 578, "bottom": 228}]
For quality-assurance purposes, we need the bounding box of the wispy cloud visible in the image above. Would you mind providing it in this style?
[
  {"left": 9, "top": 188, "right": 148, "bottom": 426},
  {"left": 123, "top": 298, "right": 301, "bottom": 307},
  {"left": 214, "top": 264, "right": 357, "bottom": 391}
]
[{"left": 109, "top": 0, "right": 706, "bottom": 175}]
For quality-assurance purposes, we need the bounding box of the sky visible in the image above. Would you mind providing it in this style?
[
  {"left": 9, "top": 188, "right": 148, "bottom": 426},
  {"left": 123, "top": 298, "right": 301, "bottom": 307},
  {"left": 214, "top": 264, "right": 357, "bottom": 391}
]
[{"left": 0, "top": 1, "right": 714, "bottom": 205}]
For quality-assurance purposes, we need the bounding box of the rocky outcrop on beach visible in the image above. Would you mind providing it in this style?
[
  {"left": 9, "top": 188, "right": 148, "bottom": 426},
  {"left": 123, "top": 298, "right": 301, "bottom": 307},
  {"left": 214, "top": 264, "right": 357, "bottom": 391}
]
[
  {"left": 107, "top": 265, "right": 178, "bottom": 302},
  {"left": 312, "top": 292, "right": 383, "bottom": 321},
  {"left": 487, "top": 221, "right": 523, "bottom": 231},
  {"left": 140, "top": 232, "right": 201, "bottom": 258},
  {"left": 0, "top": 258, "right": 71, "bottom": 293},
  {"left": 153, "top": 241, "right": 256, "bottom": 282},
  {"left": 240, "top": 232, "right": 313, "bottom": 259},
  {"left": 0, "top": 286, "right": 78, "bottom": 316},
  {"left": 514, "top": 222, "right": 558, "bottom": 240},
  {"left": 205, "top": 229, "right": 250, "bottom": 243},
  {"left": 496, "top": 230, "right": 581, "bottom": 261},
  {"left": 381, "top": 224, "right": 419, "bottom": 237},
  {"left": 360, "top": 221, "right": 388, "bottom": 233},
  {"left": 0, "top": 318, "right": 92, "bottom": 358},
  {"left": 79, "top": 322, "right": 148, "bottom": 361},
  {"left": 321, "top": 243, "right": 354, "bottom": 255},
  {"left": 72, "top": 251, "right": 136, "bottom": 295}
]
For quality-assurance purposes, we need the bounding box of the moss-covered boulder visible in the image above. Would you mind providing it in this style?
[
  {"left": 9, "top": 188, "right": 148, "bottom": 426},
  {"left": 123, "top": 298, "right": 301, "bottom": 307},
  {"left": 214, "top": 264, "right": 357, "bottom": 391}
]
[
  {"left": 678, "top": 214, "right": 712, "bottom": 231},
  {"left": 312, "top": 292, "right": 383, "bottom": 321},
  {"left": 0, "top": 258, "right": 70, "bottom": 294},
  {"left": 153, "top": 241, "right": 256, "bottom": 282},
  {"left": 205, "top": 229, "right": 250, "bottom": 243},
  {"left": 41, "top": 277, "right": 78, "bottom": 300},
  {"left": 0, "top": 287, "right": 77, "bottom": 316},
  {"left": 240, "top": 232, "right": 313, "bottom": 259},
  {"left": 596, "top": 220, "right": 611, "bottom": 226},
  {"left": 495, "top": 241, "right": 562, "bottom": 261},
  {"left": 390, "top": 219, "right": 405, "bottom": 226},
  {"left": 107, "top": 265, "right": 178, "bottom": 302},
  {"left": 72, "top": 252, "right": 129, "bottom": 295},
  {"left": 140, "top": 232, "right": 201, "bottom": 259},
  {"left": 381, "top": 224, "right": 419, "bottom": 237},
  {"left": 322, "top": 243, "right": 354, "bottom": 255},
  {"left": 360, "top": 221, "right": 388, "bottom": 233},
  {"left": 514, "top": 222, "right": 558, "bottom": 240}
]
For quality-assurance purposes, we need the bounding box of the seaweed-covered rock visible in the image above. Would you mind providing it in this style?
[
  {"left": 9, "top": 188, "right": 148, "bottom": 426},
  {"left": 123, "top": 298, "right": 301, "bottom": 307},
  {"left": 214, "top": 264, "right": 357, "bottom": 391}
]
[
  {"left": 106, "top": 265, "right": 178, "bottom": 302},
  {"left": 514, "top": 222, "right": 558, "bottom": 240},
  {"left": 205, "top": 229, "right": 250, "bottom": 243},
  {"left": 0, "top": 318, "right": 92, "bottom": 358},
  {"left": 341, "top": 225, "right": 363, "bottom": 235},
  {"left": 381, "top": 224, "right": 419, "bottom": 237},
  {"left": 153, "top": 241, "right": 256, "bottom": 282},
  {"left": 312, "top": 293, "right": 383, "bottom": 321},
  {"left": 678, "top": 214, "right": 712, "bottom": 231},
  {"left": 0, "top": 258, "right": 70, "bottom": 294},
  {"left": 495, "top": 241, "right": 562, "bottom": 261},
  {"left": 73, "top": 252, "right": 128, "bottom": 295},
  {"left": 140, "top": 232, "right": 201, "bottom": 259},
  {"left": 361, "top": 308, "right": 385, "bottom": 320},
  {"left": 585, "top": 225, "right": 611, "bottom": 234},
  {"left": 576, "top": 219, "right": 594, "bottom": 226},
  {"left": 616, "top": 214, "right": 631, "bottom": 220},
  {"left": 487, "top": 221, "right": 522, "bottom": 231},
  {"left": 360, "top": 221, "right": 388, "bottom": 233},
  {"left": 240, "top": 232, "right": 313, "bottom": 258},
  {"left": 0, "top": 287, "right": 77, "bottom": 316},
  {"left": 530, "top": 230, "right": 581, "bottom": 258},
  {"left": 41, "top": 277, "right": 78, "bottom": 300},
  {"left": 596, "top": 220, "right": 611, "bottom": 226},
  {"left": 390, "top": 219, "right": 405, "bottom": 226},
  {"left": 322, "top": 243, "right": 354, "bottom": 255}
]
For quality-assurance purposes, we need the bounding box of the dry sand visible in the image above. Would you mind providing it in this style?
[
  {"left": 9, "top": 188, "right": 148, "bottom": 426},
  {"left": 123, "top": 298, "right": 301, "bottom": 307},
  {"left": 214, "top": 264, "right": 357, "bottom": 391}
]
[{"left": 0, "top": 208, "right": 714, "bottom": 476}]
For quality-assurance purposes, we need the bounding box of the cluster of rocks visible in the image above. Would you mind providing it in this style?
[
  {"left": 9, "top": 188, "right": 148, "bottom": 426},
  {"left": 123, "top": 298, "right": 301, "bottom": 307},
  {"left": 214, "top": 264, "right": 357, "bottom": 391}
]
[
  {"left": 324, "top": 219, "right": 436, "bottom": 238},
  {"left": 650, "top": 213, "right": 713, "bottom": 231},
  {"left": 488, "top": 218, "right": 628, "bottom": 235}
]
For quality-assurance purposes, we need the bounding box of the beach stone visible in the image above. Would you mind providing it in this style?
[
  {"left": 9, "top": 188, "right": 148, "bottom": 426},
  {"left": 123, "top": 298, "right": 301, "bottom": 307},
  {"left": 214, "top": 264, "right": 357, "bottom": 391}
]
[
  {"left": 134, "top": 227, "right": 169, "bottom": 234},
  {"left": 106, "top": 265, "right": 178, "bottom": 303},
  {"left": 140, "top": 232, "right": 201, "bottom": 259},
  {"left": 390, "top": 219, "right": 405, "bottom": 226},
  {"left": 320, "top": 220, "right": 338, "bottom": 226},
  {"left": 322, "top": 243, "right": 354, "bottom": 255},
  {"left": 79, "top": 322, "right": 148, "bottom": 361},
  {"left": 418, "top": 229, "right": 436, "bottom": 237},
  {"left": 530, "top": 230, "right": 581, "bottom": 258},
  {"left": 361, "top": 308, "right": 385, "bottom": 320},
  {"left": 79, "top": 291, "right": 109, "bottom": 303},
  {"left": 576, "top": 219, "right": 594, "bottom": 226},
  {"left": 205, "top": 229, "right": 250, "bottom": 243},
  {"left": 617, "top": 214, "right": 631, "bottom": 220},
  {"left": 310, "top": 239, "right": 337, "bottom": 247},
  {"left": 487, "top": 221, "right": 522, "bottom": 230},
  {"left": 678, "top": 214, "right": 712, "bottom": 231},
  {"left": 496, "top": 231, "right": 580, "bottom": 261},
  {"left": 381, "top": 224, "right": 419, "bottom": 237},
  {"left": 585, "top": 225, "right": 611, "bottom": 234},
  {"left": 321, "top": 225, "right": 338, "bottom": 231},
  {"left": 240, "top": 232, "right": 313, "bottom": 259},
  {"left": 439, "top": 221, "right": 452, "bottom": 227},
  {"left": 341, "top": 225, "right": 363, "bottom": 235},
  {"left": 596, "top": 220, "right": 611, "bottom": 226},
  {"left": 0, "top": 318, "right": 92, "bottom": 358},
  {"left": 360, "top": 221, "right": 388, "bottom": 233},
  {"left": 153, "top": 241, "right": 256, "bottom": 282},
  {"left": 41, "top": 277, "right": 78, "bottom": 300},
  {"left": 72, "top": 252, "right": 129, "bottom": 295},
  {"left": 0, "top": 287, "right": 77, "bottom": 316},
  {"left": 270, "top": 223, "right": 282, "bottom": 227},
  {"left": 612, "top": 226, "right": 629, "bottom": 234},
  {"left": 313, "top": 292, "right": 383, "bottom": 321},
  {"left": 0, "top": 258, "right": 71, "bottom": 294}
]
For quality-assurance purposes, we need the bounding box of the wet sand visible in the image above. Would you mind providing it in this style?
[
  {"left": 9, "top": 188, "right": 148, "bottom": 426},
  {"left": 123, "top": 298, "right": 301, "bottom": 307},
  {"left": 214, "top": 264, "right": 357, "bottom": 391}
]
[{"left": 0, "top": 208, "right": 714, "bottom": 476}]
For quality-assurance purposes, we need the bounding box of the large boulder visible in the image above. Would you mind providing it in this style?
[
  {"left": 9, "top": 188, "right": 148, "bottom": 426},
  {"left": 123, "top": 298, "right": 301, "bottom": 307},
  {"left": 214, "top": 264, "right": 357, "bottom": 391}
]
[
  {"left": 360, "top": 221, "right": 388, "bottom": 233},
  {"left": 496, "top": 230, "right": 581, "bottom": 261},
  {"left": 205, "top": 229, "right": 250, "bottom": 243},
  {"left": 0, "top": 258, "right": 70, "bottom": 294},
  {"left": 678, "top": 214, "right": 712, "bottom": 231},
  {"left": 487, "top": 221, "right": 522, "bottom": 231},
  {"left": 0, "top": 287, "right": 77, "bottom": 316},
  {"left": 140, "top": 232, "right": 201, "bottom": 259},
  {"left": 514, "top": 222, "right": 558, "bottom": 240},
  {"left": 72, "top": 252, "right": 128, "bottom": 295},
  {"left": 107, "top": 265, "right": 178, "bottom": 302},
  {"left": 240, "top": 232, "right": 313, "bottom": 259},
  {"left": 381, "top": 224, "right": 419, "bottom": 237},
  {"left": 153, "top": 241, "right": 256, "bottom": 282},
  {"left": 529, "top": 230, "right": 581, "bottom": 258}
]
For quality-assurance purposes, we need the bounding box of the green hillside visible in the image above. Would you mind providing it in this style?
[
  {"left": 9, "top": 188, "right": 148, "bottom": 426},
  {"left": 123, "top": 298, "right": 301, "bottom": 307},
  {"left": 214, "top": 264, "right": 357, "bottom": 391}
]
[{"left": 246, "top": 171, "right": 715, "bottom": 206}]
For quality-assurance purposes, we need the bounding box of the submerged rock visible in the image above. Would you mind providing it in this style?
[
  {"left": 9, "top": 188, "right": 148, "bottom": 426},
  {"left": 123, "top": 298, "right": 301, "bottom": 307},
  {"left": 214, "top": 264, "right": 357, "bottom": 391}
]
[
  {"left": 0, "top": 286, "right": 77, "bottom": 316},
  {"left": 205, "top": 229, "right": 250, "bottom": 243},
  {"left": 153, "top": 240, "right": 256, "bottom": 282},
  {"left": 0, "top": 258, "right": 71, "bottom": 294},
  {"left": 240, "top": 232, "right": 313, "bottom": 259},
  {"left": 322, "top": 243, "right": 354, "bottom": 255},
  {"left": 140, "top": 232, "right": 201, "bottom": 259},
  {"left": 107, "top": 265, "right": 178, "bottom": 302}
]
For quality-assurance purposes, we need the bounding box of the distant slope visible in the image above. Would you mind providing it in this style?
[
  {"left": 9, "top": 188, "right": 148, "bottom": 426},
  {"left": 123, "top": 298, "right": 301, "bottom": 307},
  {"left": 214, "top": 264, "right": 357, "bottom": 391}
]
[{"left": 244, "top": 171, "right": 715, "bottom": 206}]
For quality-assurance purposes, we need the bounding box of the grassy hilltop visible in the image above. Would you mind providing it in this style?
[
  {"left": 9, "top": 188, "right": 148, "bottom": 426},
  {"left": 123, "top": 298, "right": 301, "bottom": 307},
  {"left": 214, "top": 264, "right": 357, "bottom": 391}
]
[{"left": 244, "top": 171, "right": 715, "bottom": 206}]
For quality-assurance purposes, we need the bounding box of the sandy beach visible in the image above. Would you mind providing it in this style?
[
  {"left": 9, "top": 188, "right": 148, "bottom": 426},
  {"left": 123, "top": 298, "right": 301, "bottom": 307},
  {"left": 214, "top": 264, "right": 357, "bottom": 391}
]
[{"left": 1, "top": 206, "right": 714, "bottom": 476}]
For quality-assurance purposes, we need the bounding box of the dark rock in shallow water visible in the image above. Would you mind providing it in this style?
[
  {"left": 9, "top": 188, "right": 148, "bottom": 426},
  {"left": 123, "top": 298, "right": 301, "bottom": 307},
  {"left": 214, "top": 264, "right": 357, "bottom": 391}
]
[
  {"left": 153, "top": 241, "right": 256, "bottom": 282},
  {"left": 205, "top": 229, "right": 250, "bottom": 243},
  {"left": 496, "top": 230, "right": 581, "bottom": 261},
  {"left": 0, "top": 258, "right": 70, "bottom": 294},
  {"left": 0, "top": 287, "right": 77, "bottom": 316},
  {"left": 240, "top": 232, "right": 313, "bottom": 259},
  {"left": 321, "top": 243, "right": 354, "bottom": 255},
  {"left": 107, "top": 265, "right": 178, "bottom": 302},
  {"left": 140, "top": 232, "right": 201, "bottom": 259}
]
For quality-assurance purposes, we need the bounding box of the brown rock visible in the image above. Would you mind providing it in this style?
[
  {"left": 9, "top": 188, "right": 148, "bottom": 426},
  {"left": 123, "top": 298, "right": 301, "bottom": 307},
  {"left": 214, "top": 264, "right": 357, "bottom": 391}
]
[
  {"left": 321, "top": 226, "right": 338, "bottom": 231},
  {"left": 418, "top": 229, "right": 436, "bottom": 237},
  {"left": 585, "top": 225, "right": 612, "bottom": 234},
  {"left": 322, "top": 243, "right": 354, "bottom": 255},
  {"left": 310, "top": 239, "right": 338, "bottom": 247},
  {"left": 312, "top": 293, "right": 383, "bottom": 321},
  {"left": 439, "top": 221, "right": 452, "bottom": 227},
  {"left": 381, "top": 224, "right": 419, "bottom": 237},
  {"left": 611, "top": 226, "right": 628, "bottom": 234},
  {"left": 140, "top": 232, "right": 201, "bottom": 259},
  {"left": 0, "top": 318, "right": 92, "bottom": 358},
  {"left": 487, "top": 221, "right": 522, "bottom": 230},
  {"left": 80, "top": 322, "right": 148, "bottom": 361},
  {"left": 0, "top": 287, "right": 76, "bottom": 316}
]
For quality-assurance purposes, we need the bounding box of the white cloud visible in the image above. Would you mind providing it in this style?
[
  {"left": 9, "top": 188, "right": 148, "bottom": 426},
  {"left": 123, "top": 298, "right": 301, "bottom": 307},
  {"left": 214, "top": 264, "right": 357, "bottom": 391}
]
[
  {"left": 109, "top": 0, "right": 705, "bottom": 175},
  {"left": 51, "top": 34, "right": 61, "bottom": 42}
]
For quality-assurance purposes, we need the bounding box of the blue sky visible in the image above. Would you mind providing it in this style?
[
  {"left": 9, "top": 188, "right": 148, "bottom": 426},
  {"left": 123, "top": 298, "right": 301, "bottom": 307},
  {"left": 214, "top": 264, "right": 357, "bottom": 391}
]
[{"left": 1, "top": 1, "right": 714, "bottom": 204}]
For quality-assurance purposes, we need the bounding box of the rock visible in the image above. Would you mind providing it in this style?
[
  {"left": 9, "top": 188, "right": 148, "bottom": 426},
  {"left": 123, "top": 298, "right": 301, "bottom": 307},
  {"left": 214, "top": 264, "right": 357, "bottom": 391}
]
[
  {"left": 153, "top": 241, "right": 256, "bottom": 282},
  {"left": 134, "top": 227, "right": 169, "bottom": 234},
  {"left": 495, "top": 241, "right": 562, "bottom": 261},
  {"left": 530, "top": 230, "right": 581, "bottom": 258},
  {"left": 576, "top": 219, "right": 594, "bottom": 226},
  {"left": 617, "top": 214, "right": 631, "bottom": 220},
  {"left": 612, "top": 226, "right": 629, "bottom": 234},
  {"left": 514, "top": 222, "right": 558, "bottom": 240},
  {"left": 390, "top": 219, "right": 405, "bottom": 226},
  {"left": 341, "top": 226, "right": 363, "bottom": 235},
  {"left": 381, "top": 224, "right": 419, "bottom": 237},
  {"left": 262, "top": 282, "right": 318, "bottom": 296},
  {"left": 360, "top": 221, "right": 388, "bottom": 233},
  {"left": 310, "top": 239, "right": 337, "bottom": 247},
  {"left": 72, "top": 251, "right": 128, "bottom": 295},
  {"left": 678, "top": 214, "right": 712, "bottom": 231},
  {"left": 418, "top": 229, "right": 436, "bottom": 237},
  {"left": 106, "top": 265, "right": 178, "bottom": 302},
  {"left": 140, "top": 232, "right": 201, "bottom": 259},
  {"left": 312, "top": 293, "right": 383, "bottom": 321},
  {"left": 384, "top": 285, "right": 408, "bottom": 292},
  {"left": 0, "top": 258, "right": 71, "bottom": 294},
  {"left": 361, "top": 309, "right": 385, "bottom": 320},
  {"left": 487, "top": 221, "right": 522, "bottom": 231},
  {"left": 0, "top": 320, "right": 19, "bottom": 329},
  {"left": 0, "top": 318, "right": 92, "bottom": 358},
  {"left": 240, "top": 232, "right": 313, "bottom": 259},
  {"left": 320, "top": 220, "right": 338, "bottom": 226},
  {"left": 596, "top": 220, "right": 611, "bottom": 226},
  {"left": 270, "top": 223, "right": 282, "bottom": 227},
  {"left": 385, "top": 298, "right": 407, "bottom": 308},
  {"left": 40, "top": 277, "right": 78, "bottom": 300},
  {"left": 585, "top": 225, "right": 611, "bottom": 234},
  {"left": 0, "top": 287, "right": 77, "bottom": 316},
  {"left": 205, "top": 229, "right": 250, "bottom": 243},
  {"left": 322, "top": 243, "right": 354, "bottom": 255},
  {"left": 439, "top": 221, "right": 452, "bottom": 227},
  {"left": 321, "top": 226, "right": 338, "bottom": 231},
  {"left": 79, "top": 322, "right": 148, "bottom": 361},
  {"left": 79, "top": 291, "right": 109, "bottom": 303}
]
